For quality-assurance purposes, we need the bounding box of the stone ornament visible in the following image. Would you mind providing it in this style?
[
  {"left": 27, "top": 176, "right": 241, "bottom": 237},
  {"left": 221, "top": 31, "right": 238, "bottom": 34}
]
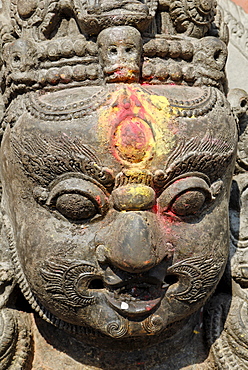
[
  {"left": 169, "top": 0, "right": 217, "bottom": 38},
  {"left": 218, "top": 0, "right": 248, "bottom": 59},
  {"left": 218, "top": 0, "right": 248, "bottom": 91},
  {"left": 0, "top": 0, "right": 246, "bottom": 369}
]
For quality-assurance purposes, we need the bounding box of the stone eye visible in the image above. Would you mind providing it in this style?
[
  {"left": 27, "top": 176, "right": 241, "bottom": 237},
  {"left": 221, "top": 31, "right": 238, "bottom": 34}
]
[
  {"left": 125, "top": 47, "right": 133, "bottom": 53},
  {"left": 170, "top": 189, "right": 206, "bottom": 216},
  {"left": 158, "top": 176, "right": 212, "bottom": 218},
  {"left": 45, "top": 176, "right": 109, "bottom": 221},
  {"left": 109, "top": 47, "right": 118, "bottom": 55},
  {"left": 55, "top": 193, "right": 97, "bottom": 220}
]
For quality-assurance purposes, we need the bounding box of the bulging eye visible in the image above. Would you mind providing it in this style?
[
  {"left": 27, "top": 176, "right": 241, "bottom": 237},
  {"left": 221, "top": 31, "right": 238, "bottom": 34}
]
[
  {"left": 55, "top": 193, "right": 97, "bottom": 220},
  {"left": 45, "top": 176, "right": 109, "bottom": 221},
  {"left": 109, "top": 47, "right": 118, "bottom": 55},
  {"left": 158, "top": 176, "right": 212, "bottom": 218},
  {"left": 170, "top": 189, "right": 206, "bottom": 216}
]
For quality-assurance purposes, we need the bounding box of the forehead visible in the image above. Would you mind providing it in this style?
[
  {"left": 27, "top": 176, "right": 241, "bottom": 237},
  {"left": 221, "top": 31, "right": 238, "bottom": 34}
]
[
  {"left": 98, "top": 27, "right": 141, "bottom": 45},
  {"left": 1, "top": 84, "right": 237, "bottom": 187}
]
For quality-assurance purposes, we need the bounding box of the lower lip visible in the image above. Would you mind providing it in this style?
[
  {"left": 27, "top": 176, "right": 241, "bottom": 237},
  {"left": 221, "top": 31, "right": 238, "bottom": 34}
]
[{"left": 106, "top": 291, "right": 162, "bottom": 318}]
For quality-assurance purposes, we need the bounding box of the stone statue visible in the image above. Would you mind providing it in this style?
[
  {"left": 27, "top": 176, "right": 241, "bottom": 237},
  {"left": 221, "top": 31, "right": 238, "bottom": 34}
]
[{"left": 0, "top": 0, "right": 246, "bottom": 369}]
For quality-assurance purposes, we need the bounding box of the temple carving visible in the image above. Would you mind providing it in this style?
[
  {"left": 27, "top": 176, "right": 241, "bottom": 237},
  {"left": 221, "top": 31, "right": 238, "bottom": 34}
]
[{"left": 0, "top": 0, "right": 247, "bottom": 369}]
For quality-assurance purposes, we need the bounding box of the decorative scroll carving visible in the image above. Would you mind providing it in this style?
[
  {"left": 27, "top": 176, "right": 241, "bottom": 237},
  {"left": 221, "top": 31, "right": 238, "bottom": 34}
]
[
  {"left": 154, "top": 130, "right": 235, "bottom": 188},
  {"left": 167, "top": 254, "right": 225, "bottom": 303},
  {"left": 205, "top": 293, "right": 248, "bottom": 369},
  {"left": 169, "top": 0, "right": 217, "bottom": 38},
  {"left": 106, "top": 320, "right": 128, "bottom": 339},
  {"left": 10, "top": 132, "right": 114, "bottom": 187},
  {"left": 0, "top": 308, "right": 32, "bottom": 370},
  {"left": 40, "top": 259, "right": 100, "bottom": 308},
  {"left": 142, "top": 314, "right": 164, "bottom": 334},
  {"left": 218, "top": 0, "right": 248, "bottom": 59}
]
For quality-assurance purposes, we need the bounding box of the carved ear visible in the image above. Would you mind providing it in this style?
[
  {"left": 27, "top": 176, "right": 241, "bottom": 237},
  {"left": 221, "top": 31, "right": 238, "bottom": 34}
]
[{"left": 0, "top": 262, "right": 15, "bottom": 309}]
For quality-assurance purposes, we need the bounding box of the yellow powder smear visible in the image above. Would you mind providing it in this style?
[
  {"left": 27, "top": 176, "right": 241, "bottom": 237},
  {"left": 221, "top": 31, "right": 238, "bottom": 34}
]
[{"left": 98, "top": 85, "right": 183, "bottom": 167}]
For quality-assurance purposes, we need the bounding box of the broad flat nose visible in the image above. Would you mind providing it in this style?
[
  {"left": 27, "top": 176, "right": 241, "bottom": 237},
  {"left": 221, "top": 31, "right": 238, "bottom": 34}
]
[
  {"left": 107, "top": 212, "right": 168, "bottom": 273},
  {"left": 117, "top": 46, "right": 130, "bottom": 61}
]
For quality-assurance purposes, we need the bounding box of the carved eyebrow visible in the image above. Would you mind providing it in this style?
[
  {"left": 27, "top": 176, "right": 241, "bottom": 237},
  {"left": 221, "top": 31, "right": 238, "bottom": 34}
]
[
  {"left": 154, "top": 131, "right": 236, "bottom": 188},
  {"left": 10, "top": 132, "right": 114, "bottom": 188},
  {"left": 10, "top": 130, "right": 235, "bottom": 191}
]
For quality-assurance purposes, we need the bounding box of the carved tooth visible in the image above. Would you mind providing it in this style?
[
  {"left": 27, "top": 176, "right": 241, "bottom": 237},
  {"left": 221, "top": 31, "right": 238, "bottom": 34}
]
[{"left": 121, "top": 302, "right": 129, "bottom": 310}]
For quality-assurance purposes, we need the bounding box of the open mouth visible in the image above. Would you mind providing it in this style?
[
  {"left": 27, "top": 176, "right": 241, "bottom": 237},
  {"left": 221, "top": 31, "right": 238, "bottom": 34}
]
[
  {"left": 103, "top": 277, "right": 167, "bottom": 318},
  {"left": 40, "top": 258, "right": 175, "bottom": 317},
  {"left": 74, "top": 275, "right": 166, "bottom": 317}
]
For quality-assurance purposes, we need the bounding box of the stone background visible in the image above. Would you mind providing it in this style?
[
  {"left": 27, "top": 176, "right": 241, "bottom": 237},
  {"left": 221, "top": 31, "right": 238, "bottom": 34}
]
[
  {"left": 219, "top": 0, "right": 248, "bottom": 91},
  {"left": 231, "top": 0, "right": 248, "bottom": 13}
]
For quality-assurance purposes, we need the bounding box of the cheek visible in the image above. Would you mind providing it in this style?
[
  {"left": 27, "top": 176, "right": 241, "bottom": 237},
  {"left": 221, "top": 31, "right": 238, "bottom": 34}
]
[
  {"left": 105, "top": 54, "right": 117, "bottom": 65},
  {"left": 13, "top": 206, "right": 98, "bottom": 270},
  {"left": 158, "top": 200, "right": 229, "bottom": 261}
]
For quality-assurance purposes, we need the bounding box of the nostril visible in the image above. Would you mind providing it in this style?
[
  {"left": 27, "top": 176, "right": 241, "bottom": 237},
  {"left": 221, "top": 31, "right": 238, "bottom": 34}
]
[{"left": 88, "top": 279, "right": 105, "bottom": 290}]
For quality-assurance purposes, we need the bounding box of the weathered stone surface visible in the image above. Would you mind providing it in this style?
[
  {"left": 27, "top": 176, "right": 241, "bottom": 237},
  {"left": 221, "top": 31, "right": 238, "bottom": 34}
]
[{"left": 0, "top": 1, "right": 246, "bottom": 369}]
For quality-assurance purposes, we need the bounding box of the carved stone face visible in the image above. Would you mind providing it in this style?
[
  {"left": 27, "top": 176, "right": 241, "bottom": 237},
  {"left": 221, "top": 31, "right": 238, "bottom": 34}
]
[
  {"left": 0, "top": 83, "right": 237, "bottom": 343},
  {"left": 97, "top": 26, "right": 142, "bottom": 83}
]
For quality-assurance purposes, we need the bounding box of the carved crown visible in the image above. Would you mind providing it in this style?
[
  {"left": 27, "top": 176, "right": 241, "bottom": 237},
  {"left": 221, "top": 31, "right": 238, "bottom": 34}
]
[{"left": 0, "top": 0, "right": 228, "bottom": 104}]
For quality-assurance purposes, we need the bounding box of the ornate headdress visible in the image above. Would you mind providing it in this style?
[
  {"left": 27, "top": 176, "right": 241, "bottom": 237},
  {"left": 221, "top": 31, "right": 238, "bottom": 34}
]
[{"left": 0, "top": 0, "right": 228, "bottom": 106}]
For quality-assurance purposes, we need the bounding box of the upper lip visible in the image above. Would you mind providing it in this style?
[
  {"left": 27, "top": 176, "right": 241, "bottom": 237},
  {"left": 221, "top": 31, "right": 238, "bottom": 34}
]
[{"left": 105, "top": 275, "right": 163, "bottom": 290}]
